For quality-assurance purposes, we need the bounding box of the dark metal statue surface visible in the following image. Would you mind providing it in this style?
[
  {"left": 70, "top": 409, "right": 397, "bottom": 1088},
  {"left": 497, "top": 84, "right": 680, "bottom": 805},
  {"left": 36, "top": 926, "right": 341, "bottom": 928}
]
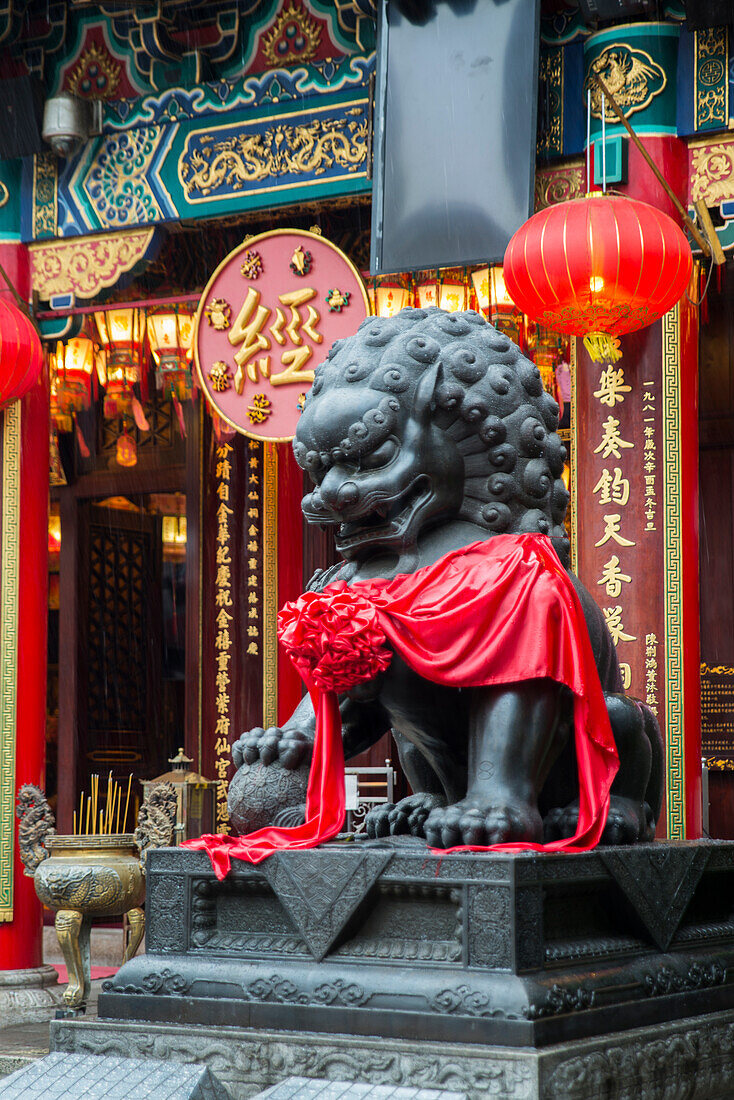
[{"left": 230, "top": 308, "right": 663, "bottom": 847}]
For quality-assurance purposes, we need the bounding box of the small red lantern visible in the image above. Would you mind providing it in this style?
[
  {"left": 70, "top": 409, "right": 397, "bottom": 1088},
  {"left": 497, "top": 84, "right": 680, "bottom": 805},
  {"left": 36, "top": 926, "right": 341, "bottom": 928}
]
[
  {"left": 503, "top": 195, "right": 693, "bottom": 362},
  {"left": 0, "top": 298, "right": 43, "bottom": 410}
]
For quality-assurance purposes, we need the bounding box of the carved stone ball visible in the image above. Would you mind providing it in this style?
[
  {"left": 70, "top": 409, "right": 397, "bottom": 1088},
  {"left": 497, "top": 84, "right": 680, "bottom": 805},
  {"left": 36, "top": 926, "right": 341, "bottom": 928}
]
[{"left": 227, "top": 760, "right": 309, "bottom": 835}]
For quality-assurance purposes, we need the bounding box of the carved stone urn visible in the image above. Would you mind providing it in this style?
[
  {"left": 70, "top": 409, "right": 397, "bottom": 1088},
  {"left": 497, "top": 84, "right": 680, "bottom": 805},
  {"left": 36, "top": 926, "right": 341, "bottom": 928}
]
[{"left": 34, "top": 835, "right": 146, "bottom": 1010}]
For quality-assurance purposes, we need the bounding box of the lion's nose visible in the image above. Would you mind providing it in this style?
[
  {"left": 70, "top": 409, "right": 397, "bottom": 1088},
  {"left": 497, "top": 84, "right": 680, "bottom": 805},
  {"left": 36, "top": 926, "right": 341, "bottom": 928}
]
[{"left": 335, "top": 481, "right": 360, "bottom": 510}]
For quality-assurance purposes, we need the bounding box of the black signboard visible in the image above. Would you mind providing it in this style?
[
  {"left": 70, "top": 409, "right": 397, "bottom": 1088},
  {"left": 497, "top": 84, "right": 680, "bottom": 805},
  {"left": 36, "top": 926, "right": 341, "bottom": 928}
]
[
  {"left": 371, "top": 0, "right": 541, "bottom": 274},
  {"left": 701, "top": 662, "right": 734, "bottom": 758}
]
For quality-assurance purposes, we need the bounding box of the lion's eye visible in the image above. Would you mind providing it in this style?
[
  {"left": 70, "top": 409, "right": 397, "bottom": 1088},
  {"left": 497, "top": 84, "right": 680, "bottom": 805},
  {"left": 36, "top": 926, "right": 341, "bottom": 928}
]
[{"left": 360, "top": 439, "right": 398, "bottom": 470}]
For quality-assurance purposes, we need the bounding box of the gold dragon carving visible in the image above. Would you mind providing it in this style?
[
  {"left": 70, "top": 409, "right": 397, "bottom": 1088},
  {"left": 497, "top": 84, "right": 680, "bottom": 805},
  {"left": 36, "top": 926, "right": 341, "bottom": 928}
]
[{"left": 180, "top": 110, "right": 368, "bottom": 199}]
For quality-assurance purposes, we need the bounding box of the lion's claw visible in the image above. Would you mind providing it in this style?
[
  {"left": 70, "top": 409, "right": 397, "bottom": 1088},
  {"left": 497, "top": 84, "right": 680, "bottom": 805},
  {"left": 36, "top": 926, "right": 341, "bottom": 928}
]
[
  {"left": 231, "top": 727, "right": 312, "bottom": 771},
  {"left": 365, "top": 793, "right": 446, "bottom": 839}
]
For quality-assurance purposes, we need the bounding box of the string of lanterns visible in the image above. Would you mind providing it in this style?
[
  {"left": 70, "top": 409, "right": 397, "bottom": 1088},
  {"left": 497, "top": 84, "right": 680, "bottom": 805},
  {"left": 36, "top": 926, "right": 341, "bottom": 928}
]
[
  {"left": 367, "top": 265, "right": 571, "bottom": 401},
  {"left": 48, "top": 304, "right": 195, "bottom": 466}
]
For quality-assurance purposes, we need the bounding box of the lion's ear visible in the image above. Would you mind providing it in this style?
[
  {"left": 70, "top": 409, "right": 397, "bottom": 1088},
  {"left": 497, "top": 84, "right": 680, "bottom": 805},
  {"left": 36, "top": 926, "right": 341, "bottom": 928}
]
[{"left": 413, "top": 361, "right": 443, "bottom": 424}]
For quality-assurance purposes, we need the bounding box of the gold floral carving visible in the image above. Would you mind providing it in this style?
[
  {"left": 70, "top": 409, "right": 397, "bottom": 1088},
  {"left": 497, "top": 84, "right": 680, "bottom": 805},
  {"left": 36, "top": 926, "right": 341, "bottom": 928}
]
[
  {"left": 67, "top": 41, "right": 122, "bottom": 100},
  {"left": 690, "top": 139, "right": 734, "bottom": 205},
  {"left": 534, "top": 162, "right": 584, "bottom": 211},
  {"left": 262, "top": 1, "right": 321, "bottom": 67},
  {"left": 33, "top": 154, "right": 57, "bottom": 238},
  {"left": 30, "top": 228, "right": 156, "bottom": 302},
  {"left": 584, "top": 46, "right": 666, "bottom": 121},
  {"left": 695, "top": 28, "right": 728, "bottom": 130},
  {"left": 538, "top": 47, "right": 563, "bottom": 158},
  {"left": 180, "top": 110, "right": 368, "bottom": 201}
]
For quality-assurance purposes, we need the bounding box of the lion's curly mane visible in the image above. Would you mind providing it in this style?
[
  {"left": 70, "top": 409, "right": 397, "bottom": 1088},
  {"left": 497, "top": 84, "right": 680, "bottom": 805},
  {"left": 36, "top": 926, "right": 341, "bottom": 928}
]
[{"left": 294, "top": 307, "right": 570, "bottom": 563}]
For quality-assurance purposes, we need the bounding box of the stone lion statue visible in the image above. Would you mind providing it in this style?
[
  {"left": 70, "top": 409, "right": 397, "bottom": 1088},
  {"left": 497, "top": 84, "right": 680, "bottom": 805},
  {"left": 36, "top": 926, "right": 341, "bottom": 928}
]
[{"left": 230, "top": 307, "right": 663, "bottom": 847}]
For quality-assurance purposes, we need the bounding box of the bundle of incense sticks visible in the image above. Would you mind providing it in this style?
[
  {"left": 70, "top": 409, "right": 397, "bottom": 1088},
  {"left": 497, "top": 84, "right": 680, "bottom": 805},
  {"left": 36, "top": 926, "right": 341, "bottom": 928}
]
[{"left": 72, "top": 773, "right": 133, "bottom": 836}]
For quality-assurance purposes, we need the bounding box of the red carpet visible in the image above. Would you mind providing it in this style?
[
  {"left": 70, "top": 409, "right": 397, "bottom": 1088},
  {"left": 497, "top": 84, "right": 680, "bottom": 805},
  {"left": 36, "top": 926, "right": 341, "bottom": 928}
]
[{"left": 52, "top": 964, "right": 118, "bottom": 983}]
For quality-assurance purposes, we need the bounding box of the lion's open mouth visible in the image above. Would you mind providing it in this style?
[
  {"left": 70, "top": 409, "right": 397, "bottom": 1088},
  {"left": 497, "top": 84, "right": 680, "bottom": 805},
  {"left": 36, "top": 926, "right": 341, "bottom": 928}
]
[{"left": 335, "top": 477, "right": 430, "bottom": 551}]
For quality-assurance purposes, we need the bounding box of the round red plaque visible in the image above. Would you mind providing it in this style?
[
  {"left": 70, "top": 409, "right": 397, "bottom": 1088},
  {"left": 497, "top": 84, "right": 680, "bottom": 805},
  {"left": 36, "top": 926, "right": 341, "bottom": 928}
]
[{"left": 194, "top": 229, "right": 370, "bottom": 442}]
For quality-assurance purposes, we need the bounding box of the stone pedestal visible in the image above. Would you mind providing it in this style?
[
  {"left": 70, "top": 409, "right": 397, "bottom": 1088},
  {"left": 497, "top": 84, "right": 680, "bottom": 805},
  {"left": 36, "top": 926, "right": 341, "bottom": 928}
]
[
  {"left": 0, "top": 965, "right": 60, "bottom": 1027},
  {"left": 50, "top": 1010, "right": 734, "bottom": 1100},
  {"left": 51, "top": 838, "right": 734, "bottom": 1098}
]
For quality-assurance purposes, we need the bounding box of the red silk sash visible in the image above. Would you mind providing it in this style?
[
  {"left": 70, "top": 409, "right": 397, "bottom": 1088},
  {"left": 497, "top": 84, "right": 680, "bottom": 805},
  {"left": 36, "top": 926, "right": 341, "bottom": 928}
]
[{"left": 185, "top": 534, "right": 619, "bottom": 879}]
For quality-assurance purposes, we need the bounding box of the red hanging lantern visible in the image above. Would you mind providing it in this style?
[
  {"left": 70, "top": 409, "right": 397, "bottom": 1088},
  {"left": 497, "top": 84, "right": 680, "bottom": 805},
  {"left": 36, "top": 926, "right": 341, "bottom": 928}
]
[
  {"left": 0, "top": 298, "right": 43, "bottom": 410},
  {"left": 503, "top": 195, "right": 693, "bottom": 362}
]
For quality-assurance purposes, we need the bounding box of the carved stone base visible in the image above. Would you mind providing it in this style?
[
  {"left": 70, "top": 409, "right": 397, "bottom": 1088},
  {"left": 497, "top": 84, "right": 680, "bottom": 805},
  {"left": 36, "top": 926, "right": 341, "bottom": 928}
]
[
  {"left": 97, "top": 840, "right": 734, "bottom": 1046},
  {"left": 50, "top": 1009, "right": 734, "bottom": 1100},
  {"left": 0, "top": 965, "right": 60, "bottom": 1027}
]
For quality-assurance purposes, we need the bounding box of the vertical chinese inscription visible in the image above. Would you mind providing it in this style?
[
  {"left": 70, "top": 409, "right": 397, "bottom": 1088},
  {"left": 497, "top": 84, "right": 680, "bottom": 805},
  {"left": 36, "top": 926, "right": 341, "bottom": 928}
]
[
  {"left": 645, "top": 633, "right": 659, "bottom": 716},
  {"left": 592, "top": 365, "right": 636, "bottom": 691},
  {"left": 245, "top": 440, "right": 263, "bottom": 662},
  {"left": 213, "top": 441, "right": 234, "bottom": 833},
  {"left": 642, "top": 381, "right": 657, "bottom": 532}
]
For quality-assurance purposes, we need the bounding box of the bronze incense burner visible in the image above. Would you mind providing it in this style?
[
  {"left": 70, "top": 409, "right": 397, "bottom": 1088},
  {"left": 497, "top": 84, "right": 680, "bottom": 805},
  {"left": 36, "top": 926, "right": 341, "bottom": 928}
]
[{"left": 16, "top": 783, "right": 177, "bottom": 1011}]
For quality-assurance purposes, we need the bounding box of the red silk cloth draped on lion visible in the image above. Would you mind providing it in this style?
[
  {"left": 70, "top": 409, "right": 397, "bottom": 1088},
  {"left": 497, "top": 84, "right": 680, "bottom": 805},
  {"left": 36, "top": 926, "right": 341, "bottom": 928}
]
[{"left": 186, "top": 535, "right": 619, "bottom": 879}]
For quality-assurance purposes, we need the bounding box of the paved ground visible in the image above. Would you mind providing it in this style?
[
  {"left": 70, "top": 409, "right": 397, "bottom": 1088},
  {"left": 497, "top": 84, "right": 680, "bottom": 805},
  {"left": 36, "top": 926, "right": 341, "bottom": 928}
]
[{"left": 0, "top": 927, "right": 128, "bottom": 1077}]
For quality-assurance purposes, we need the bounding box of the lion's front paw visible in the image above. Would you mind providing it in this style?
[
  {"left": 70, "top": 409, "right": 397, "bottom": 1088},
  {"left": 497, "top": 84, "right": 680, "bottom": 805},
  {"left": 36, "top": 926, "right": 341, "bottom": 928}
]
[
  {"left": 424, "top": 798, "right": 542, "bottom": 848},
  {"left": 231, "top": 726, "right": 312, "bottom": 771},
  {"left": 544, "top": 796, "right": 654, "bottom": 845},
  {"left": 601, "top": 796, "right": 654, "bottom": 845},
  {"left": 543, "top": 803, "right": 579, "bottom": 842},
  {"left": 365, "top": 793, "right": 447, "bottom": 839}
]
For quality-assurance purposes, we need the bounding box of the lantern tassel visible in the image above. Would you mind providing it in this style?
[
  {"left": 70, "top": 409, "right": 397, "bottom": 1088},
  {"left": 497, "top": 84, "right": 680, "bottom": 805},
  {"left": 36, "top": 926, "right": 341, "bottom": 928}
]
[
  {"left": 131, "top": 395, "right": 150, "bottom": 432},
  {"left": 172, "top": 390, "right": 187, "bottom": 438},
  {"left": 75, "top": 418, "right": 91, "bottom": 458},
  {"left": 583, "top": 333, "right": 622, "bottom": 364}
]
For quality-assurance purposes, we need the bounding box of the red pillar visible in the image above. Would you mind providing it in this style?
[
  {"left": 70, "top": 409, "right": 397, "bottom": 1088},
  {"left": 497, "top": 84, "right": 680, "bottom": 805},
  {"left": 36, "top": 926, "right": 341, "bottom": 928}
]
[
  {"left": 0, "top": 241, "right": 49, "bottom": 969},
  {"left": 615, "top": 140, "right": 701, "bottom": 839},
  {"left": 577, "top": 47, "right": 702, "bottom": 836}
]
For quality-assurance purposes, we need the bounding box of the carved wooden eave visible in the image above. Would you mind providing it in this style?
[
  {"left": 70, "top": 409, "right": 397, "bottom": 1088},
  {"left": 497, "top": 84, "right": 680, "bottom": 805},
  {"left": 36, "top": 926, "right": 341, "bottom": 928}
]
[{"left": 29, "top": 227, "right": 159, "bottom": 306}]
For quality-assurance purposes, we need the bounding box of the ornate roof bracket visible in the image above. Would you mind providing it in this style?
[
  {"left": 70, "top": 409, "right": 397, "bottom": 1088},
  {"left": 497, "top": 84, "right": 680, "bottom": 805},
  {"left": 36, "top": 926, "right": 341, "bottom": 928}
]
[{"left": 29, "top": 226, "right": 161, "bottom": 307}]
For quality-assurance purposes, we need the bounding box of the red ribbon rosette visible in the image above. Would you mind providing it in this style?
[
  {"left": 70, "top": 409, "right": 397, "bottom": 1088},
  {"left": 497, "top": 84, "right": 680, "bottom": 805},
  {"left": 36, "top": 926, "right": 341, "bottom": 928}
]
[{"left": 277, "top": 584, "right": 393, "bottom": 693}]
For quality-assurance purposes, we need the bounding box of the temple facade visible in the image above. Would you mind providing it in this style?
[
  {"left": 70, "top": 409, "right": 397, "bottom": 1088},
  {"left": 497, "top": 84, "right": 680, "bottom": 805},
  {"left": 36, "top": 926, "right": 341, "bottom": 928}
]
[{"left": 0, "top": 0, "right": 731, "bottom": 977}]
